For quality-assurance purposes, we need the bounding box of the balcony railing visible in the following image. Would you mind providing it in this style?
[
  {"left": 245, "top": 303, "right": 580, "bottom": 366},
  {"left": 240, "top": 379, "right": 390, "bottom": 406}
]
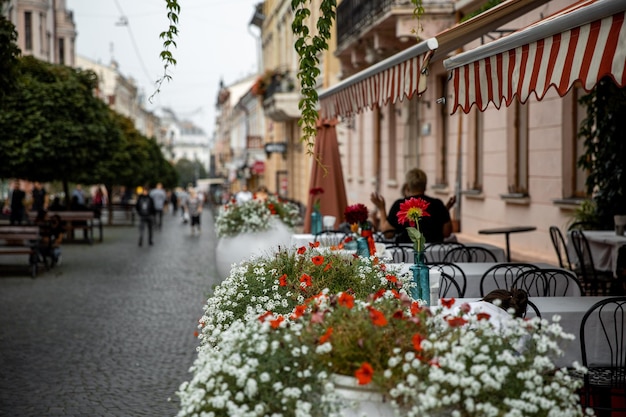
[{"left": 337, "top": 0, "right": 395, "bottom": 45}]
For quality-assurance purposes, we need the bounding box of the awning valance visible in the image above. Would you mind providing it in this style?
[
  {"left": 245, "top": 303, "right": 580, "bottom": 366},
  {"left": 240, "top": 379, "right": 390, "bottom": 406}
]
[
  {"left": 318, "top": 0, "right": 553, "bottom": 119},
  {"left": 444, "top": 0, "right": 626, "bottom": 114},
  {"left": 319, "top": 39, "right": 438, "bottom": 119}
]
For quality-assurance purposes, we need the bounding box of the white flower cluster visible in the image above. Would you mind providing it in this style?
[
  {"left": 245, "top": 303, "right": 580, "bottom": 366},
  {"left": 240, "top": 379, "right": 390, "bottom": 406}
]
[{"left": 215, "top": 197, "right": 301, "bottom": 238}]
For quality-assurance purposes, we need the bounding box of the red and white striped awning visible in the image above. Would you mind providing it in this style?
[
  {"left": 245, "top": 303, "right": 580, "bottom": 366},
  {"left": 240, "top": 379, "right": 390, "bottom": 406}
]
[
  {"left": 444, "top": 0, "right": 626, "bottom": 114},
  {"left": 318, "top": 39, "right": 437, "bottom": 119}
]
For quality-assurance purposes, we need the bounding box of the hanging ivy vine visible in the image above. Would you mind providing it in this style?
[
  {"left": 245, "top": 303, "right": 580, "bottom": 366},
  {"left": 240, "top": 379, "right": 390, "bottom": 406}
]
[{"left": 151, "top": 0, "right": 180, "bottom": 102}]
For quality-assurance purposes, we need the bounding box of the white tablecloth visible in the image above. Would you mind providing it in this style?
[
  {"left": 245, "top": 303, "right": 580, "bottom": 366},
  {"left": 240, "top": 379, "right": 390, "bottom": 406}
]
[
  {"left": 445, "top": 297, "right": 617, "bottom": 368},
  {"left": 567, "top": 230, "right": 626, "bottom": 274},
  {"left": 387, "top": 262, "right": 571, "bottom": 298}
]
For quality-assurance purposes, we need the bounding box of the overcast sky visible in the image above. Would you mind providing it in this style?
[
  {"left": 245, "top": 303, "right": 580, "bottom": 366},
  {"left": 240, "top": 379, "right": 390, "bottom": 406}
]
[{"left": 66, "top": 0, "right": 261, "bottom": 135}]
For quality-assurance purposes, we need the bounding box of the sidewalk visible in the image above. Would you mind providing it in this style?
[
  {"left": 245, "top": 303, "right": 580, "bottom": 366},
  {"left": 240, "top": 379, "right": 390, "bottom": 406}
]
[{"left": 0, "top": 209, "right": 219, "bottom": 416}]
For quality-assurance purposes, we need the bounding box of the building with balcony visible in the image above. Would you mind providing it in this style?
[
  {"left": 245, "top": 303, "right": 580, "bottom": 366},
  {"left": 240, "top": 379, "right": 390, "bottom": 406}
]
[{"left": 4, "top": 0, "right": 76, "bottom": 65}]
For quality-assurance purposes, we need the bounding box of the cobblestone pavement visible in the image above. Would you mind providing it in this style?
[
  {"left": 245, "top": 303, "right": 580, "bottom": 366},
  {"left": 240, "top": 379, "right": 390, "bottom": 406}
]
[{"left": 0, "top": 209, "right": 220, "bottom": 417}]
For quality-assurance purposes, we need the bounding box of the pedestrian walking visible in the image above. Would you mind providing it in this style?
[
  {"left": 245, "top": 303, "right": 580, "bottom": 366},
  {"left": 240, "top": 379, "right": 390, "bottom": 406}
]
[
  {"left": 4, "top": 180, "right": 26, "bottom": 225},
  {"left": 185, "top": 189, "right": 202, "bottom": 235},
  {"left": 31, "top": 181, "right": 48, "bottom": 213},
  {"left": 135, "top": 186, "right": 155, "bottom": 246},
  {"left": 149, "top": 182, "right": 167, "bottom": 229}
]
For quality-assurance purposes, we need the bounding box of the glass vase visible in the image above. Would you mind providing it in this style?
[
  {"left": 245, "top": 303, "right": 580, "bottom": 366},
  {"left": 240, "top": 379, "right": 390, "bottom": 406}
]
[
  {"left": 311, "top": 209, "right": 322, "bottom": 235},
  {"left": 356, "top": 237, "right": 370, "bottom": 257},
  {"left": 409, "top": 251, "right": 430, "bottom": 305}
]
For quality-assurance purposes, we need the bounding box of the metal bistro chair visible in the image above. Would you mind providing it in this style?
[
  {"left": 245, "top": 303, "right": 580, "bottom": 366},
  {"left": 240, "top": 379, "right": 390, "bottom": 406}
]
[
  {"left": 524, "top": 299, "right": 542, "bottom": 320},
  {"left": 385, "top": 243, "right": 414, "bottom": 263},
  {"left": 424, "top": 241, "right": 465, "bottom": 263},
  {"left": 314, "top": 230, "right": 348, "bottom": 248},
  {"left": 479, "top": 263, "right": 540, "bottom": 297},
  {"left": 549, "top": 226, "right": 576, "bottom": 270},
  {"left": 513, "top": 268, "right": 584, "bottom": 297},
  {"left": 443, "top": 245, "right": 498, "bottom": 263},
  {"left": 436, "top": 271, "right": 464, "bottom": 299},
  {"left": 570, "top": 230, "right": 614, "bottom": 296},
  {"left": 426, "top": 262, "right": 467, "bottom": 297},
  {"left": 579, "top": 297, "right": 626, "bottom": 415}
]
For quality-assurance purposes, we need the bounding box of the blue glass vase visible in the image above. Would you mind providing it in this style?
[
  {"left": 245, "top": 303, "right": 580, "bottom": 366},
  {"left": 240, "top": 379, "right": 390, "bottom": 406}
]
[
  {"left": 356, "top": 237, "right": 370, "bottom": 257},
  {"left": 409, "top": 251, "right": 430, "bottom": 305},
  {"left": 311, "top": 210, "right": 322, "bottom": 235}
]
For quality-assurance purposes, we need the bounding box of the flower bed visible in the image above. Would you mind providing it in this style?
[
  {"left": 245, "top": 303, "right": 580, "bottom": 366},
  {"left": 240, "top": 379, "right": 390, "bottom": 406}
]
[{"left": 177, "top": 246, "right": 590, "bottom": 417}]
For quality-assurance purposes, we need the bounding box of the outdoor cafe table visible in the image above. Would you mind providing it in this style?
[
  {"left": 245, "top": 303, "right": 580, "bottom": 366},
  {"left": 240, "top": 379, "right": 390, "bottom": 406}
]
[
  {"left": 478, "top": 226, "right": 537, "bottom": 262},
  {"left": 443, "top": 296, "right": 616, "bottom": 369},
  {"left": 290, "top": 234, "right": 507, "bottom": 262},
  {"left": 387, "top": 262, "right": 572, "bottom": 298},
  {"left": 567, "top": 230, "right": 626, "bottom": 274}
]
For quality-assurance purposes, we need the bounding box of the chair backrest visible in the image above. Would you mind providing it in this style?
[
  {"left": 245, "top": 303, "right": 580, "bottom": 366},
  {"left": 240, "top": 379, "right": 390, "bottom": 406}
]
[
  {"left": 373, "top": 229, "right": 400, "bottom": 244},
  {"left": 314, "top": 230, "right": 347, "bottom": 248},
  {"left": 437, "top": 271, "right": 463, "bottom": 299},
  {"left": 569, "top": 229, "right": 607, "bottom": 295},
  {"left": 513, "top": 268, "right": 584, "bottom": 297},
  {"left": 443, "top": 245, "right": 498, "bottom": 263},
  {"left": 424, "top": 242, "right": 465, "bottom": 263},
  {"left": 580, "top": 297, "right": 626, "bottom": 369},
  {"left": 385, "top": 243, "right": 414, "bottom": 263},
  {"left": 568, "top": 221, "right": 600, "bottom": 231},
  {"left": 549, "top": 226, "right": 574, "bottom": 270},
  {"left": 479, "top": 263, "right": 540, "bottom": 296},
  {"left": 426, "top": 262, "right": 467, "bottom": 297},
  {"left": 524, "top": 300, "right": 542, "bottom": 320}
]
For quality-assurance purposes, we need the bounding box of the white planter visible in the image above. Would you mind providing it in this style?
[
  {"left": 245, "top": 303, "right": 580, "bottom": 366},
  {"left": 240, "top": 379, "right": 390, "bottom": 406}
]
[
  {"left": 331, "top": 374, "right": 395, "bottom": 417},
  {"left": 215, "top": 217, "right": 293, "bottom": 279}
]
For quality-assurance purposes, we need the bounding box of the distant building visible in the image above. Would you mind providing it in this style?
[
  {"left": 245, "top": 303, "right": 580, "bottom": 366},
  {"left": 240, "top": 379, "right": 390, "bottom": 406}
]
[
  {"left": 4, "top": 0, "right": 76, "bottom": 66},
  {"left": 158, "top": 108, "right": 211, "bottom": 172}
]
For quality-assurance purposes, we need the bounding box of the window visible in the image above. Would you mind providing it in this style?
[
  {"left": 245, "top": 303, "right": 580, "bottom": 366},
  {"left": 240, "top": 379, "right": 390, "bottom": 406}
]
[
  {"left": 467, "top": 108, "right": 484, "bottom": 191},
  {"left": 506, "top": 101, "right": 529, "bottom": 195},
  {"left": 58, "top": 37, "right": 65, "bottom": 65},
  {"left": 24, "top": 11, "right": 32, "bottom": 50}
]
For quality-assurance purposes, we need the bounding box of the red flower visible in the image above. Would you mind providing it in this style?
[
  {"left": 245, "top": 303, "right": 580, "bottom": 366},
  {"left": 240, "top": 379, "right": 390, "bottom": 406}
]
[
  {"left": 386, "top": 274, "right": 398, "bottom": 284},
  {"left": 372, "top": 288, "right": 386, "bottom": 300},
  {"left": 338, "top": 292, "right": 354, "bottom": 308},
  {"left": 258, "top": 311, "right": 273, "bottom": 322},
  {"left": 319, "top": 327, "right": 333, "bottom": 344},
  {"left": 323, "top": 262, "right": 332, "bottom": 272},
  {"left": 309, "top": 187, "right": 324, "bottom": 196},
  {"left": 278, "top": 273, "right": 288, "bottom": 287},
  {"left": 297, "top": 246, "right": 307, "bottom": 255},
  {"left": 412, "top": 333, "right": 424, "bottom": 351},
  {"left": 446, "top": 316, "right": 468, "bottom": 327},
  {"left": 270, "top": 316, "right": 284, "bottom": 329},
  {"left": 308, "top": 241, "right": 320, "bottom": 248},
  {"left": 312, "top": 255, "right": 324, "bottom": 266},
  {"left": 396, "top": 197, "right": 430, "bottom": 226},
  {"left": 344, "top": 203, "right": 369, "bottom": 225},
  {"left": 193, "top": 330, "right": 199, "bottom": 338},
  {"left": 476, "top": 312, "right": 491, "bottom": 321},
  {"left": 267, "top": 202, "right": 277, "bottom": 214},
  {"left": 367, "top": 306, "right": 388, "bottom": 326},
  {"left": 440, "top": 298, "right": 456, "bottom": 309},
  {"left": 393, "top": 309, "right": 404, "bottom": 319},
  {"left": 355, "top": 362, "right": 374, "bottom": 385},
  {"left": 291, "top": 304, "right": 307, "bottom": 319},
  {"left": 299, "top": 273, "right": 312, "bottom": 287}
]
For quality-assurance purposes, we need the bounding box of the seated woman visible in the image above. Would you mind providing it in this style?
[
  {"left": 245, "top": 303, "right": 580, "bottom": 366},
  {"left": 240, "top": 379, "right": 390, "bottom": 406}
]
[{"left": 34, "top": 212, "right": 64, "bottom": 266}]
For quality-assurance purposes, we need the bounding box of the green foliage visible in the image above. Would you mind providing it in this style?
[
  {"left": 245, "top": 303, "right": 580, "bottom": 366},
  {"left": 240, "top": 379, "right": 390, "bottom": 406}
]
[
  {"left": 174, "top": 158, "right": 206, "bottom": 188},
  {"left": 0, "top": 0, "right": 21, "bottom": 103},
  {"left": 460, "top": 0, "right": 503, "bottom": 22},
  {"left": 152, "top": 0, "right": 180, "bottom": 101},
  {"left": 578, "top": 77, "right": 626, "bottom": 226},
  {"left": 291, "top": 0, "right": 336, "bottom": 154}
]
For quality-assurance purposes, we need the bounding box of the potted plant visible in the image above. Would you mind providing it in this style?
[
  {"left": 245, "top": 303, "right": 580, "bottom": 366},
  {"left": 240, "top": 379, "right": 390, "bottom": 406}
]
[
  {"left": 178, "top": 245, "right": 588, "bottom": 417},
  {"left": 214, "top": 195, "right": 301, "bottom": 278}
]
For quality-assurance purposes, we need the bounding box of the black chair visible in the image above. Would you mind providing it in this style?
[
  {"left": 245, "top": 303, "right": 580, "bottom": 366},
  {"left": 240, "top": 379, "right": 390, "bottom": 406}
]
[
  {"left": 568, "top": 221, "right": 601, "bottom": 231},
  {"left": 549, "top": 226, "right": 576, "bottom": 270},
  {"left": 314, "top": 230, "right": 347, "bottom": 248},
  {"left": 479, "top": 263, "right": 539, "bottom": 297},
  {"left": 424, "top": 242, "right": 465, "bottom": 263},
  {"left": 524, "top": 299, "right": 542, "bottom": 319},
  {"left": 443, "top": 245, "right": 498, "bottom": 263},
  {"left": 579, "top": 297, "right": 626, "bottom": 415},
  {"left": 373, "top": 229, "right": 400, "bottom": 244},
  {"left": 569, "top": 230, "right": 614, "bottom": 296},
  {"left": 513, "top": 268, "right": 585, "bottom": 297},
  {"left": 426, "top": 262, "right": 467, "bottom": 297},
  {"left": 385, "top": 243, "right": 414, "bottom": 263},
  {"left": 437, "top": 272, "right": 464, "bottom": 299}
]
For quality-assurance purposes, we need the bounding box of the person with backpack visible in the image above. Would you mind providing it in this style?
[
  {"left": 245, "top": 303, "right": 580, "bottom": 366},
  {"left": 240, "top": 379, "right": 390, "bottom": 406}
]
[{"left": 135, "top": 186, "right": 155, "bottom": 246}]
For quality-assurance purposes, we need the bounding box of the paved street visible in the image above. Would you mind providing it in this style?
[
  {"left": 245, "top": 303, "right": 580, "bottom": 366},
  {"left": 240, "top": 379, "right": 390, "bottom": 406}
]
[{"left": 0, "top": 209, "right": 220, "bottom": 417}]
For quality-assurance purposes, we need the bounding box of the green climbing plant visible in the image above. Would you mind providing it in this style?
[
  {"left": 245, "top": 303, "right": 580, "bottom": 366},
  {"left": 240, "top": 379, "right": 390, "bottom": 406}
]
[{"left": 151, "top": 0, "right": 180, "bottom": 102}]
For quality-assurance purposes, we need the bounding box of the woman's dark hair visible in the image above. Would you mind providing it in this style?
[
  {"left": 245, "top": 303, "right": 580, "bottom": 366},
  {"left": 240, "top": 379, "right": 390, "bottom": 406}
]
[{"left": 482, "top": 289, "right": 528, "bottom": 318}]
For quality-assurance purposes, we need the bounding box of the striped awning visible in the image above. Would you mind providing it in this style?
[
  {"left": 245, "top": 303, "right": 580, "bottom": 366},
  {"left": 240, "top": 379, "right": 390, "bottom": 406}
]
[
  {"left": 444, "top": 0, "right": 626, "bottom": 114},
  {"left": 319, "top": 39, "right": 438, "bottom": 119}
]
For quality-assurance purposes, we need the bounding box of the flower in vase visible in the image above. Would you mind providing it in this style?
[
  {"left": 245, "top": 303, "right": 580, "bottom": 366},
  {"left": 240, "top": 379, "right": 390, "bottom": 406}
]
[
  {"left": 310, "top": 187, "right": 324, "bottom": 212},
  {"left": 397, "top": 197, "right": 430, "bottom": 252}
]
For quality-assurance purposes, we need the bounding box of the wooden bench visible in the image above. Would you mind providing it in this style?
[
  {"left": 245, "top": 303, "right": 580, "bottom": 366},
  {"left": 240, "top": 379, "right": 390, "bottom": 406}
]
[
  {"left": 29, "top": 211, "right": 103, "bottom": 243},
  {"left": 0, "top": 226, "right": 42, "bottom": 278}
]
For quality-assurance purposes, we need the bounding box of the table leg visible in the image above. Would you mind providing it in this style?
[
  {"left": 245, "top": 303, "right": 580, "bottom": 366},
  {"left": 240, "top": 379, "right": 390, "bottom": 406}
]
[{"left": 504, "top": 233, "right": 511, "bottom": 262}]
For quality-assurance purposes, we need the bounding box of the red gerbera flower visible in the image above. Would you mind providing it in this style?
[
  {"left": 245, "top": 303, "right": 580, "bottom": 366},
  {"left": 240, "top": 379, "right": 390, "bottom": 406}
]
[
  {"left": 344, "top": 203, "right": 369, "bottom": 225},
  {"left": 396, "top": 197, "right": 430, "bottom": 226},
  {"left": 338, "top": 292, "right": 354, "bottom": 308},
  {"left": 278, "top": 273, "right": 288, "bottom": 287},
  {"left": 367, "top": 306, "right": 388, "bottom": 326},
  {"left": 319, "top": 327, "right": 333, "bottom": 344},
  {"left": 355, "top": 362, "right": 374, "bottom": 385},
  {"left": 312, "top": 255, "right": 324, "bottom": 266}
]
